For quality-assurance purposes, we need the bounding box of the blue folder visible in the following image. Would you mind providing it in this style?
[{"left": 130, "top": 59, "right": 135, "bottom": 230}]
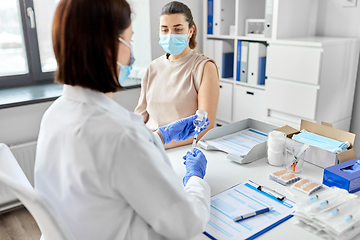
[
  {"left": 258, "top": 57, "right": 266, "bottom": 85},
  {"left": 207, "top": 0, "right": 213, "bottom": 34},
  {"left": 222, "top": 52, "right": 234, "bottom": 78},
  {"left": 236, "top": 41, "right": 241, "bottom": 81}
]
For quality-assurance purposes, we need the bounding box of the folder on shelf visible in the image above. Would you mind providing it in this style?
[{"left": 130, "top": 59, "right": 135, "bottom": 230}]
[
  {"left": 258, "top": 57, "right": 266, "bottom": 85},
  {"left": 240, "top": 41, "right": 249, "bottom": 83},
  {"left": 248, "top": 42, "right": 266, "bottom": 85},
  {"left": 236, "top": 41, "right": 241, "bottom": 81},
  {"left": 222, "top": 52, "right": 234, "bottom": 78},
  {"left": 213, "top": 40, "right": 233, "bottom": 79},
  {"left": 212, "top": 0, "right": 220, "bottom": 35},
  {"left": 211, "top": 0, "right": 236, "bottom": 36},
  {"left": 264, "top": 0, "right": 274, "bottom": 38},
  {"left": 204, "top": 180, "right": 295, "bottom": 240},
  {"left": 207, "top": 0, "right": 213, "bottom": 34}
]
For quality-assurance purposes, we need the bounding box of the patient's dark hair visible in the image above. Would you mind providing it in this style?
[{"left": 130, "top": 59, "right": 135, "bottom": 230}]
[
  {"left": 52, "top": 0, "right": 131, "bottom": 92},
  {"left": 160, "top": 1, "right": 197, "bottom": 49}
]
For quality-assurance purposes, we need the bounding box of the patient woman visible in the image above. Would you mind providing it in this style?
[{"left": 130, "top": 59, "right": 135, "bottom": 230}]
[{"left": 135, "top": 1, "right": 219, "bottom": 149}]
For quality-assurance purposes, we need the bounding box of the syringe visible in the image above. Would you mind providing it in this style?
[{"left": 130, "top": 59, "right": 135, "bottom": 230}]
[
  {"left": 190, "top": 110, "right": 207, "bottom": 154},
  {"left": 190, "top": 128, "right": 200, "bottom": 154}
]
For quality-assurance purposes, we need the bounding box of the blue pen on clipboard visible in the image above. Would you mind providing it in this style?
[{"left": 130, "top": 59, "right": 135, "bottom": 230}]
[{"left": 233, "top": 207, "right": 273, "bottom": 222}]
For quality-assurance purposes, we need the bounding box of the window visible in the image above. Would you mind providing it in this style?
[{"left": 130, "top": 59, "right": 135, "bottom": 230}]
[
  {"left": 33, "top": 0, "right": 58, "bottom": 73},
  {"left": 123, "top": 0, "right": 152, "bottom": 87},
  {"left": 0, "top": 0, "right": 29, "bottom": 77},
  {"left": 0, "top": 0, "right": 151, "bottom": 89},
  {"left": 0, "top": 0, "right": 57, "bottom": 89}
]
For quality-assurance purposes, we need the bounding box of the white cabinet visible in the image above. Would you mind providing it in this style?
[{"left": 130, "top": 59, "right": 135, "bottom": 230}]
[
  {"left": 234, "top": 85, "right": 265, "bottom": 122},
  {"left": 266, "top": 45, "right": 323, "bottom": 85},
  {"left": 265, "top": 37, "right": 360, "bottom": 131},
  {"left": 203, "top": 1, "right": 360, "bottom": 129},
  {"left": 203, "top": 0, "right": 321, "bottom": 125},
  {"left": 265, "top": 79, "right": 319, "bottom": 120},
  {"left": 217, "top": 81, "right": 233, "bottom": 123}
]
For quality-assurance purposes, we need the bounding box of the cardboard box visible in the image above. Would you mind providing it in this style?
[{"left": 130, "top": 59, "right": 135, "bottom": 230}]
[
  {"left": 198, "top": 118, "right": 278, "bottom": 164},
  {"left": 276, "top": 120, "right": 356, "bottom": 168},
  {"left": 323, "top": 157, "right": 360, "bottom": 193}
]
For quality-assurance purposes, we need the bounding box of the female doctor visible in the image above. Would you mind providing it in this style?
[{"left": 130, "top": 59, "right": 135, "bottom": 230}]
[{"left": 34, "top": 0, "right": 211, "bottom": 239}]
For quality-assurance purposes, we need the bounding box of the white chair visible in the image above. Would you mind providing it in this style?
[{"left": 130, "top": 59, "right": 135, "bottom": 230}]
[{"left": 0, "top": 143, "right": 74, "bottom": 240}]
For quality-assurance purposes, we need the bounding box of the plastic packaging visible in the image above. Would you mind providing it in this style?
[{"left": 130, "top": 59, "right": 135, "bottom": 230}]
[
  {"left": 291, "top": 178, "right": 322, "bottom": 195},
  {"left": 292, "top": 130, "right": 350, "bottom": 154},
  {"left": 294, "top": 187, "right": 360, "bottom": 239},
  {"left": 300, "top": 188, "right": 356, "bottom": 217},
  {"left": 269, "top": 170, "right": 300, "bottom": 186},
  {"left": 332, "top": 208, "right": 360, "bottom": 234},
  {"left": 297, "top": 187, "right": 336, "bottom": 209},
  {"left": 317, "top": 198, "right": 359, "bottom": 224}
]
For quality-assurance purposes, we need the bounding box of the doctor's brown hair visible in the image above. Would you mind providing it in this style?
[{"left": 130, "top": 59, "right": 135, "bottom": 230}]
[
  {"left": 160, "top": 1, "right": 197, "bottom": 49},
  {"left": 52, "top": 0, "right": 131, "bottom": 92}
]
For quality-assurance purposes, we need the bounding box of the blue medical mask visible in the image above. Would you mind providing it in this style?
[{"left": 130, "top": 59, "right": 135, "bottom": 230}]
[
  {"left": 117, "top": 37, "right": 135, "bottom": 83},
  {"left": 158, "top": 33, "right": 189, "bottom": 55},
  {"left": 292, "top": 130, "right": 350, "bottom": 154}
]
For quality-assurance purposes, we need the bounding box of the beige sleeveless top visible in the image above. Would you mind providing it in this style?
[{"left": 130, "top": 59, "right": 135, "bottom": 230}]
[{"left": 135, "top": 50, "right": 215, "bottom": 131}]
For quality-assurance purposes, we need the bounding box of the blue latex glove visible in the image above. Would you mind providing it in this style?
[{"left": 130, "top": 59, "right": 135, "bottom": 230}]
[
  {"left": 341, "top": 159, "right": 360, "bottom": 173},
  {"left": 182, "top": 148, "right": 207, "bottom": 186},
  {"left": 158, "top": 114, "right": 209, "bottom": 145}
]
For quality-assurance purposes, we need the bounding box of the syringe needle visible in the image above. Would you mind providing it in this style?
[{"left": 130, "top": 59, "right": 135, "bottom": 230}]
[{"left": 190, "top": 131, "right": 199, "bottom": 154}]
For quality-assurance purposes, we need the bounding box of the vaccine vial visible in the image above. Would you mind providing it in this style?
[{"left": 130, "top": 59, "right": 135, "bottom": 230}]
[{"left": 193, "top": 110, "right": 208, "bottom": 131}]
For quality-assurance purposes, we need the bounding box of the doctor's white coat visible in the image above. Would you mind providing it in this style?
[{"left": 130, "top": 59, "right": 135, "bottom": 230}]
[{"left": 34, "top": 85, "right": 211, "bottom": 240}]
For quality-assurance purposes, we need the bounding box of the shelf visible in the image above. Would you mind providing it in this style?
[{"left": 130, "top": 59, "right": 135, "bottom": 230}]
[
  {"left": 206, "top": 35, "right": 270, "bottom": 43},
  {"left": 236, "top": 36, "right": 269, "bottom": 42},
  {"left": 267, "top": 36, "right": 360, "bottom": 47},
  {"left": 219, "top": 78, "right": 235, "bottom": 84},
  {"left": 207, "top": 35, "right": 237, "bottom": 40},
  {"left": 235, "top": 81, "right": 266, "bottom": 90}
]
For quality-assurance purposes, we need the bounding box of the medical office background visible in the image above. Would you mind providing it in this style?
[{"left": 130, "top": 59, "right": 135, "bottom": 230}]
[{"left": 1, "top": 0, "right": 360, "bottom": 155}]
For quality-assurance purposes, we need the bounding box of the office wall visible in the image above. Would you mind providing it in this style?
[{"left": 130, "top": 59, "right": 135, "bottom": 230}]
[
  {"left": 0, "top": 88, "right": 141, "bottom": 145},
  {"left": 316, "top": 0, "right": 360, "bottom": 155},
  {"left": 149, "top": 0, "right": 203, "bottom": 59}
]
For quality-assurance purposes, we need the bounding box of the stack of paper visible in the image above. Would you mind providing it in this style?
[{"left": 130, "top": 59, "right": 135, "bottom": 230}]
[{"left": 204, "top": 128, "right": 268, "bottom": 157}]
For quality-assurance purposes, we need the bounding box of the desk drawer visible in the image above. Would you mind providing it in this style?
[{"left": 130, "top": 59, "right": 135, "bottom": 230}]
[
  {"left": 265, "top": 79, "right": 318, "bottom": 120},
  {"left": 266, "top": 45, "right": 323, "bottom": 85}
]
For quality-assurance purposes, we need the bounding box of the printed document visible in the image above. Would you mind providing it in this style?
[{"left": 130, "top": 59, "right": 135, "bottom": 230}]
[
  {"left": 204, "top": 128, "right": 268, "bottom": 157},
  {"left": 205, "top": 180, "right": 295, "bottom": 240}
]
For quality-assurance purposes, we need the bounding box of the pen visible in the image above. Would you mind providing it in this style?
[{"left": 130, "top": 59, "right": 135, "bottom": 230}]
[
  {"left": 257, "top": 185, "right": 286, "bottom": 201},
  {"left": 233, "top": 207, "right": 273, "bottom": 222}
]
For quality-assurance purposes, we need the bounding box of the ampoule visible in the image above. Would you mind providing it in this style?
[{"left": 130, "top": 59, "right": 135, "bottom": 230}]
[{"left": 190, "top": 110, "right": 208, "bottom": 154}]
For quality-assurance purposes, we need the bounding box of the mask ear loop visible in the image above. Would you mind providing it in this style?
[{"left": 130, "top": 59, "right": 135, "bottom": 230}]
[
  {"left": 188, "top": 27, "right": 193, "bottom": 43},
  {"left": 118, "top": 37, "right": 131, "bottom": 50}
]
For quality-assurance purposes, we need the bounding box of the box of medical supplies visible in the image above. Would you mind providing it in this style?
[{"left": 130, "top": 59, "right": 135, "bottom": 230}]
[
  {"left": 323, "top": 157, "right": 360, "bottom": 193},
  {"left": 276, "top": 120, "right": 356, "bottom": 168},
  {"left": 198, "top": 118, "right": 278, "bottom": 164}
]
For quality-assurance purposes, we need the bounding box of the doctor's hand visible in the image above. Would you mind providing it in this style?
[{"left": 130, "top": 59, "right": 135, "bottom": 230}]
[
  {"left": 158, "top": 114, "right": 209, "bottom": 145},
  {"left": 182, "top": 148, "right": 207, "bottom": 186}
]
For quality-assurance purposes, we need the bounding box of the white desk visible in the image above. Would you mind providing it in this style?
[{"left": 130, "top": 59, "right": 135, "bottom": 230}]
[{"left": 166, "top": 145, "right": 325, "bottom": 240}]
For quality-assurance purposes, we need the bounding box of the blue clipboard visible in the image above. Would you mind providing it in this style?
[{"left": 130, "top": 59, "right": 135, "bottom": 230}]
[{"left": 203, "top": 180, "right": 295, "bottom": 240}]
